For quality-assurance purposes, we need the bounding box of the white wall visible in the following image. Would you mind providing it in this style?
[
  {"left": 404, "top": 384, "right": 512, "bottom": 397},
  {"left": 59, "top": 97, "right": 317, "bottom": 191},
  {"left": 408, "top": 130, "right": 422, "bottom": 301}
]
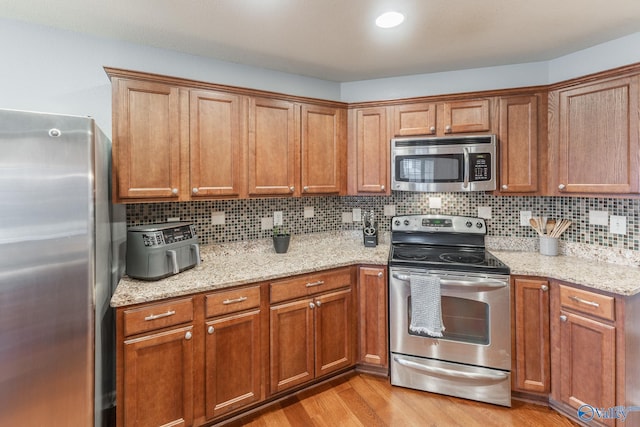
[{"left": 2, "top": 17, "right": 640, "bottom": 135}]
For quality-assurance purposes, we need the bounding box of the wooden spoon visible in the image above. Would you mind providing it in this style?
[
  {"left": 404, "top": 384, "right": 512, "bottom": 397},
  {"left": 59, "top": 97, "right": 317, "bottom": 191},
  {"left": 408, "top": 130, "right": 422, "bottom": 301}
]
[
  {"left": 545, "top": 219, "right": 556, "bottom": 235},
  {"left": 529, "top": 218, "right": 542, "bottom": 235}
]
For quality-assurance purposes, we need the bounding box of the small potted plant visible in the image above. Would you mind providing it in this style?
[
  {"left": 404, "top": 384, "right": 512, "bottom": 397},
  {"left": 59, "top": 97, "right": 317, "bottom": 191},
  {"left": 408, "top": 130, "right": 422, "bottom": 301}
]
[{"left": 272, "top": 226, "right": 291, "bottom": 254}]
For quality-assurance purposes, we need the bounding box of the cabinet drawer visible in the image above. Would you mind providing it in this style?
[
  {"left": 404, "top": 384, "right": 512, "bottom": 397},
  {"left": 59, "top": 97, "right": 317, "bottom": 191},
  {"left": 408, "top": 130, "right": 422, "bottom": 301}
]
[
  {"left": 270, "top": 267, "right": 353, "bottom": 304},
  {"left": 559, "top": 285, "right": 614, "bottom": 321},
  {"left": 205, "top": 285, "right": 261, "bottom": 318},
  {"left": 123, "top": 297, "right": 194, "bottom": 336}
]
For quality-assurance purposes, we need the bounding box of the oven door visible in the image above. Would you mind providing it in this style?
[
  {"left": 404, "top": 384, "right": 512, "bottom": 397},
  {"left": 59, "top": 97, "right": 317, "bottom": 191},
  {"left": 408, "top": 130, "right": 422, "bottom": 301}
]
[{"left": 389, "top": 268, "right": 511, "bottom": 371}]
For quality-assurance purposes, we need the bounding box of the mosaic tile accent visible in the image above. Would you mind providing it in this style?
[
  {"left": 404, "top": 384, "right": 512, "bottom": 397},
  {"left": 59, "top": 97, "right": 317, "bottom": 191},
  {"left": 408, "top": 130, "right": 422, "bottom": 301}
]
[{"left": 126, "top": 192, "right": 640, "bottom": 256}]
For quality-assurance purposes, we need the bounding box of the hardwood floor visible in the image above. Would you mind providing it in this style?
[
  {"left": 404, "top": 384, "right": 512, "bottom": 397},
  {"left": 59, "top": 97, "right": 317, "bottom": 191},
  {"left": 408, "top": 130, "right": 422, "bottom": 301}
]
[{"left": 221, "top": 373, "right": 579, "bottom": 427}]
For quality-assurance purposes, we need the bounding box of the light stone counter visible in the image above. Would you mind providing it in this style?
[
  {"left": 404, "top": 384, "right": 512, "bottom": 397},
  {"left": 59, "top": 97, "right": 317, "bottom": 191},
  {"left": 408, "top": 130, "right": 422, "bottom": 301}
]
[
  {"left": 111, "top": 231, "right": 390, "bottom": 307},
  {"left": 111, "top": 232, "right": 640, "bottom": 308}
]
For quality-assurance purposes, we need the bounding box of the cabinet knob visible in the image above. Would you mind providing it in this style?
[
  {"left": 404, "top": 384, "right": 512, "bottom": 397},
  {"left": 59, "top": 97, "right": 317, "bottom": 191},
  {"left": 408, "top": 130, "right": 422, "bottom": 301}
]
[
  {"left": 541, "top": 285, "right": 549, "bottom": 292},
  {"left": 289, "top": 186, "right": 295, "bottom": 192},
  {"left": 315, "top": 300, "right": 322, "bottom": 307},
  {"left": 303, "top": 186, "right": 309, "bottom": 192},
  {"left": 309, "top": 302, "right": 315, "bottom": 309},
  {"left": 192, "top": 187, "right": 199, "bottom": 194},
  {"left": 171, "top": 188, "right": 179, "bottom": 195},
  {"left": 560, "top": 315, "right": 568, "bottom": 322},
  {"left": 558, "top": 184, "right": 566, "bottom": 190},
  {"left": 207, "top": 326, "right": 214, "bottom": 335},
  {"left": 185, "top": 331, "right": 193, "bottom": 340},
  {"left": 501, "top": 184, "right": 508, "bottom": 190},
  {"left": 445, "top": 125, "right": 452, "bottom": 133},
  {"left": 378, "top": 272, "right": 383, "bottom": 278},
  {"left": 380, "top": 185, "right": 385, "bottom": 191},
  {"left": 430, "top": 126, "right": 436, "bottom": 133}
]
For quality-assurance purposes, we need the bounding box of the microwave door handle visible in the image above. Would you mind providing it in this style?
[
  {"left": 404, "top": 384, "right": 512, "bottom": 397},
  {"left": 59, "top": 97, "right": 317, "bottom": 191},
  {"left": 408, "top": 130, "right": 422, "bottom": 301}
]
[
  {"left": 166, "top": 250, "right": 179, "bottom": 274},
  {"left": 463, "top": 147, "right": 470, "bottom": 189}
]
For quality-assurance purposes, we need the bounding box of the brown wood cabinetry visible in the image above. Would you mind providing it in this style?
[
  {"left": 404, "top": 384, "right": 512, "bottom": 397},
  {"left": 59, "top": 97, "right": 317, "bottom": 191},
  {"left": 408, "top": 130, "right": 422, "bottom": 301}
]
[
  {"left": 348, "top": 107, "right": 389, "bottom": 194},
  {"left": 392, "top": 99, "right": 492, "bottom": 136},
  {"left": 549, "top": 74, "right": 640, "bottom": 195},
  {"left": 269, "top": 267, "right": 356, "bottom": 394},
  {"left": 111, "top": 77, "right": 183, "bottom": 202},
  {"left": 550, "top": 282, "right": 619, "bottom": 427},
  {"left": 357, "top": 266, "right": 388, "bottom": 374},
  {"left": 511, "top": 276, "right": 550, "bottom": 396},
  {"left": 498, "top": 95, "right": 543, "bottom": 194}
]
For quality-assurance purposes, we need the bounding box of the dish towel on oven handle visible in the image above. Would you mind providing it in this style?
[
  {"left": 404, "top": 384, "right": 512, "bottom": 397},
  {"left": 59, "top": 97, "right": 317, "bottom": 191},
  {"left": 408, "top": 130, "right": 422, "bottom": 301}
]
[{"left": 409, "top": 274, "right": 445, "bottom": 337}]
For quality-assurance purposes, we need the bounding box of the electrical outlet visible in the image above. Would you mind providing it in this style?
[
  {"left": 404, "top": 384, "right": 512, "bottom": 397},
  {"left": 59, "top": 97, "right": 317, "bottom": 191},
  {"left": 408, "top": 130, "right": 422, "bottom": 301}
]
[
  {"left": 429, "top": 197, "right": 442, "bottom": 209},
  {"left": 352, "top": 208, "right": 362, "bottom": 222},
  {"left": 304, "top": 206, "right": 314, "bottom": 218},
  {"left": 610, "top": 215, "right": 627, "bottom": 235},
  {"left": 384, "top": 205, "right": 396, "bottom": 216},
  {"left": 261, "top": 217, "right": 274, "bottom": 230},
  {"left": 520, "top": 211, "right": 532, "bottom": 226},
  {"left": 478, "top": 206, "right": 492, "bottom": 219},
  {"left": 167, "top": 217, "right": 180, "bottom": 222},
  {"left": 273, "top": 211, "right": 283, "bottom": 226},
  {"left": 589, "top": 210, "right": 608, "bottom": 226},
  {"left": 211, "top": 211, "right": 225, "bottom": 225}
]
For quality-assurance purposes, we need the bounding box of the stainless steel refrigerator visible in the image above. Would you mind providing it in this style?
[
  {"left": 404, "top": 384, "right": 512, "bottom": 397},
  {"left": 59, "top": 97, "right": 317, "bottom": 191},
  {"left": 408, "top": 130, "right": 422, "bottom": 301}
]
[{"left": 0, "top": 109, "right": 125, "bottom": 426}]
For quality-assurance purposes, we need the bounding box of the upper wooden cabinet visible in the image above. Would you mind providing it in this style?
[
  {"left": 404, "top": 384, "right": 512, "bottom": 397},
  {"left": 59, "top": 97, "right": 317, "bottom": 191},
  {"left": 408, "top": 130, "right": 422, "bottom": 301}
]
[
  {"left": 549, "top": 74, "right": 640, "bottom": 195},
  {"left": 348, "top": 107, "right": 389, "bottom": 194},
  {"left": 497, "top": 94, "right": 544, "bottom": 194},
  {"left": 112, "top": 78, "right": 183, "bottom": 202},
  {"left": 392, "top": 99, "right": 492, "bottom": 137},
  {"left": 190, "top": 89, "right": 246, "bottom": 199}
]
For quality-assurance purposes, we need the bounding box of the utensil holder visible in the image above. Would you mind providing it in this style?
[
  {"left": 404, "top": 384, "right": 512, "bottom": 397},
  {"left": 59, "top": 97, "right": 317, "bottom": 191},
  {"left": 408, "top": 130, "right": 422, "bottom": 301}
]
[{"left": 539, "top": 236, "right": 558, "bottom": 256}]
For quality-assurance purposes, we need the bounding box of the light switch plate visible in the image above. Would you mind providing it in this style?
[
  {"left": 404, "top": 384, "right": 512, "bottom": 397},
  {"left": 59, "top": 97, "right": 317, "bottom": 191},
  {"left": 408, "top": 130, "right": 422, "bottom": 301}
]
[
  {"left": 352, "top": 208, "right": 362, "bottom": 222},
  {"left": 384, "top": 205, "right": 396, "bottom": 216},
  {"left": 589, "top": 210, "right": 608, "bottom": 226},
  {"left": 610, "top": 215, "right": 627, "bottom": 235},
  {"left": 211, "top": 211, "right": 225, "bottom": 225},
  {"left": 342, "top": 212, "right": 353, "bottom": 223},
  {"left": 261, "top": 217, "right": 274, "bottom": 230},
  {"left": 273, "top": 211, "right": 283, "bottom": 226},
  {"left": 304, "top": 206, "right": 314, "bottom": 218},
  {"left": 520, "top": 211, "right": 532, "bottom": 226},
  {"left": 429, "top": 197, "right": 442, "bottom": 209},
  {"left": 477, "top": 206, "right": 492, "bottom": 219}
]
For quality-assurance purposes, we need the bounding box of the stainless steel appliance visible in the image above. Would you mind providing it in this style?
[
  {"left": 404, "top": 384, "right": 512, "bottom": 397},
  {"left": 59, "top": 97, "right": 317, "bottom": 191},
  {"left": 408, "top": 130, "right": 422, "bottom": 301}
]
[
  {"left": 0, "top": 109, "right": 125, "bottom": 426},
  {"left": 391, "top": 135, "right": 496, "bottom": 192},
  {"left": 126, "top": 222, "right": 201, "bottom": 280},
  {"left": 388, "top": 214, "right": 512, "bottom": 406}
]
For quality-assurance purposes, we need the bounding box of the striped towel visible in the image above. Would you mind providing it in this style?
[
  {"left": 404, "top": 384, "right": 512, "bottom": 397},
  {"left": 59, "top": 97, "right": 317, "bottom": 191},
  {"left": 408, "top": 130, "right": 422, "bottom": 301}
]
[{"left": 409, "top": 274, "right": 445, "bottom": 337}]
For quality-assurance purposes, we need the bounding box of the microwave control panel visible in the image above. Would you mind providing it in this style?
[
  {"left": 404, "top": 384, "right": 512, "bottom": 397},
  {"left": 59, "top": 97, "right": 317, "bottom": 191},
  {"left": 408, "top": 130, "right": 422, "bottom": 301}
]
[{"left": 470, "top": 153, "right": 491, "bottom": 181}]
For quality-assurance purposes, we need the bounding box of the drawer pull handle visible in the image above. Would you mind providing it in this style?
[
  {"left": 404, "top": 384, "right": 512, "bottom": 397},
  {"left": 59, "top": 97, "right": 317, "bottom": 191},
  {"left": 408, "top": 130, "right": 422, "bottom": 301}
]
[
  {"left": 144, "top": 310, "right": 176, "bottom": 321},
  {"left": 305, "top": 280, "right": 325, "bottom": 288},
  {"left": 223, "top": 296, "right": 248, "bottom": 305},
  {"left": 569, "top": 295, "right": 600, "bottom": 308}
]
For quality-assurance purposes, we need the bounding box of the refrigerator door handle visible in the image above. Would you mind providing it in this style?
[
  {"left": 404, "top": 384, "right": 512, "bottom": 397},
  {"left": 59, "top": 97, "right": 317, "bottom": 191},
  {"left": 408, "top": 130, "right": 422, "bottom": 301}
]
[{"left": 166, "top": 250, "right": 179, "bottom": 274}]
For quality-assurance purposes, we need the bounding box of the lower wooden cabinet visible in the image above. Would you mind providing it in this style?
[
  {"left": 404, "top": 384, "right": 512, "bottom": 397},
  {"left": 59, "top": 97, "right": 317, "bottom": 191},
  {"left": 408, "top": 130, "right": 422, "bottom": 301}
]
[
  {"left": 511, "top": 276, "right": 550, "bottom": 395},
  {"left": 357, "top": 266, "right": 388, "bottom": 373}
]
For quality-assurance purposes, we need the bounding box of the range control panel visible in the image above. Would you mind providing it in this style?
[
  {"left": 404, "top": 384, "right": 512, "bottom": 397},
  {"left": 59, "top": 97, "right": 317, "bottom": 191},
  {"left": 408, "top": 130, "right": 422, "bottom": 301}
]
[
  {"left": 130, "top": 222, "right": 198, "bottom": 247},
  {"left": 391, "top": 214, "right": 486, "bottom": 234}
]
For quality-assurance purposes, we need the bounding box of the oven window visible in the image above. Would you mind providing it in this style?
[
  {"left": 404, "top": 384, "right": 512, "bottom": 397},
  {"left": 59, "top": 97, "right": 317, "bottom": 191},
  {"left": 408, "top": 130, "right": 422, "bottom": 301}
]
[
  {"left": 408, "top": 295, "right": 489, "bottom": 345},
  {"left": 395, "top": 154, "right": 463, "bottom": 183}
]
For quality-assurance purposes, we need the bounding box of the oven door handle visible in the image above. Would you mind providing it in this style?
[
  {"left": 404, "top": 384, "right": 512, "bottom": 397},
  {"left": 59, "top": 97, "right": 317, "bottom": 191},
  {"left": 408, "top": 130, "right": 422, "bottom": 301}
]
[
  {"left": 394, "top": 356, "right": 509, "bottom": 382},
  {"left": 392, "top": 273, "right": 507, "bottom": 289}
]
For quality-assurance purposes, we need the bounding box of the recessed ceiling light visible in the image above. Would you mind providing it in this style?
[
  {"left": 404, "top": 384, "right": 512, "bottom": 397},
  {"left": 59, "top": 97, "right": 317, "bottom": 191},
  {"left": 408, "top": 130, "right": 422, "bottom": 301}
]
[{"left": 375, "top": 11, "right": 405, "bottom": 29}]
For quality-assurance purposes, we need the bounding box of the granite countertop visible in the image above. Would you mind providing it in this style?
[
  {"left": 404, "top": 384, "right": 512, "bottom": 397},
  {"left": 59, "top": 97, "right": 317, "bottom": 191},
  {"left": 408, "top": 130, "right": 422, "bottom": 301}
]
[{"left": 111, "top": 232, "right": 640, "bottom": 308}]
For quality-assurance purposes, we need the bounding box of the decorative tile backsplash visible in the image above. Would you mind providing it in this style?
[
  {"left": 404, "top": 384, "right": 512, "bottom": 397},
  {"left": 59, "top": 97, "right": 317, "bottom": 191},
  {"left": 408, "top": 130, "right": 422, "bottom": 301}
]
[{"left": 126, "top": 192, "right": 640, "bottom": 253}]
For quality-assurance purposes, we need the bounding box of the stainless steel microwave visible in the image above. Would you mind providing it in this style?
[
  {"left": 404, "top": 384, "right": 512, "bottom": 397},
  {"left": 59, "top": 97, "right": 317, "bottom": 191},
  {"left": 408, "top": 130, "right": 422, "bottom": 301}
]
[{"left": 391, "top": 135, "right": 496, "bottom": 192}]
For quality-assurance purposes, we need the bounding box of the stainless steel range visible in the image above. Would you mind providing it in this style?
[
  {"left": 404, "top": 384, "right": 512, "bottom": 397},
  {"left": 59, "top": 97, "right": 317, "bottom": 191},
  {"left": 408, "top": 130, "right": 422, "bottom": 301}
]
[{"left": 388, "top": 214, "right": 512, "bottom": 407}]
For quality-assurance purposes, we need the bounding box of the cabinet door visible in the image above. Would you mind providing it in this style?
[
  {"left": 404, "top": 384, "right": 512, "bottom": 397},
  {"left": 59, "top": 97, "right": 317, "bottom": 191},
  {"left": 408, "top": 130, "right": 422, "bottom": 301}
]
[
  {"left": 248, "top": 97, "right": 299, "bottom": 196},
  {"left": 353, "top": 107, "right": 389, "bottom": 194},
  {"left": 555, "top": 76, "right": 639, "bottom": 194},
  {"left": 393, "top": 103, "right": 436, "bottom": 136},
  {"left": 512, "top": 277, "right": 549, "bottom": 394},
  {"left": 112, "top": 78, "right": 182, "bottom": 202},
  {"left": 123, "top": 326, "right": 194, "bottom": 427},
  {"left": 269, "top": 298, "right": 314, "bottom": 394},
  {"left": 205, "top": 310, "right": 262, "bottom": 419},
  {"left": 443, "top": 99, "right": 491, "bottom": 134},
  {"left": 498, "top": 96, "right": 539, "bottom": 193},
  {"left": 314, "top": 288, "right": 354, "bottom": 377},
  {"left": 358, "top": 266, "right": 388, "bottom": 370},
  {"left": 301, "top": 104, "right": 345, "bottom": 195},
  {"left": 557, "top": 310, "right": 616, "bottom": 426},
  {"left": 190, "top": 90, "right": 245, "bottom": 198}
]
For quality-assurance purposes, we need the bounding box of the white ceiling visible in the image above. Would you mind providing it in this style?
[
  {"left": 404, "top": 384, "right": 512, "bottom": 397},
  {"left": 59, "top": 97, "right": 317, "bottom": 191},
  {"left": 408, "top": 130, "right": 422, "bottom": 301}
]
[{"left": 3, "top": 0, "right": 640, "bottom": 82}]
